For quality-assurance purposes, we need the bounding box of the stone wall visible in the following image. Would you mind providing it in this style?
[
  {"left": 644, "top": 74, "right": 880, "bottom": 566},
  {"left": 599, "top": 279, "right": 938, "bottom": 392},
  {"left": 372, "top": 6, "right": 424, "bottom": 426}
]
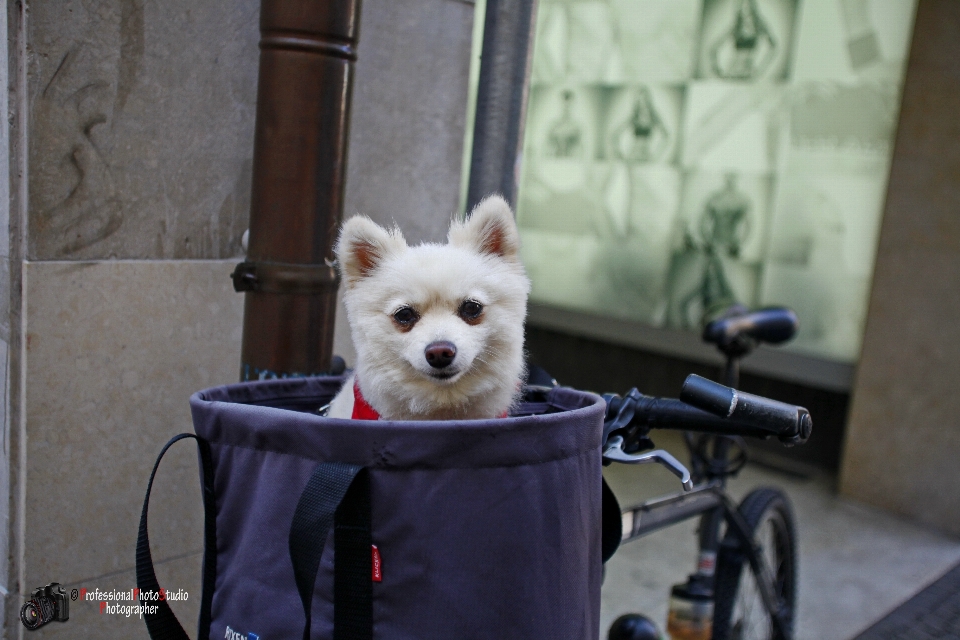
[{"left": 5, "top": 0, "right": 473, "bottom": 636}]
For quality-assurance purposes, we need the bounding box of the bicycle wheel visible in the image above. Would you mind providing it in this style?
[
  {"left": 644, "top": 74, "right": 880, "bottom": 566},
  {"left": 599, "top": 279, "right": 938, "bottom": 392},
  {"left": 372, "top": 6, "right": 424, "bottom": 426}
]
[{"left": 712, "top": 487, "right": 797, "bottom": 640}]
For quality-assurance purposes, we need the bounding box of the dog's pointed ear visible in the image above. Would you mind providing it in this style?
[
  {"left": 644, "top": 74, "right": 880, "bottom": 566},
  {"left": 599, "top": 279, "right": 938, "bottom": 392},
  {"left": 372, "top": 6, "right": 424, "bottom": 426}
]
[
  {"left": 449, "top": 194, "right": 521, "bottom": 261},
  {"left": 335, "top": 216, "right": 406, "bottom": 287}
]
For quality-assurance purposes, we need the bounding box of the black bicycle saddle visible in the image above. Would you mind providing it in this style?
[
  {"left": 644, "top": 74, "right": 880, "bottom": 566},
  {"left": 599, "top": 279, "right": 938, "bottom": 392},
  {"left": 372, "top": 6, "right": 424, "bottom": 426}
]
[{"left": 702, "top": 305, "right": 798, "bottom": 357}]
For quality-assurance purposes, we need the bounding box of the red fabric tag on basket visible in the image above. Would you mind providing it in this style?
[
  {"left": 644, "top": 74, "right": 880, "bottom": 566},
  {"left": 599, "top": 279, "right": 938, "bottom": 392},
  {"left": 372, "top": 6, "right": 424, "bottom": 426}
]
[{"left": 371, "top": 545, "right": 382, "bottom": 582}]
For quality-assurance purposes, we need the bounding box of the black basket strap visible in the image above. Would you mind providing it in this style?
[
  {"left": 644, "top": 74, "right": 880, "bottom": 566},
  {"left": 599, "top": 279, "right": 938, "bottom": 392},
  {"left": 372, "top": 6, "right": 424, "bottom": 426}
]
[
  {"left": 136, "top": 433, "right": 217, "bottom": 640},
  {"left": 334, "top": 471, "right": 372, "bottom": 639},
  {"left": 601, "top": 477, "right": 622, "bottom": 563},
  {"left": 289, "top": 463, "right": 372, "bottom": 640}
]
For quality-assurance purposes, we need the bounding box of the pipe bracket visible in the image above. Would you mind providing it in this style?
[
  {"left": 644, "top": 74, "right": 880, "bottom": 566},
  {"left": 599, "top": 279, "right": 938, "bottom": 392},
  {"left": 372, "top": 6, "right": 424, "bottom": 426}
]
[{"left": 231, "top": 260, "right": 340, "bottom": 295}]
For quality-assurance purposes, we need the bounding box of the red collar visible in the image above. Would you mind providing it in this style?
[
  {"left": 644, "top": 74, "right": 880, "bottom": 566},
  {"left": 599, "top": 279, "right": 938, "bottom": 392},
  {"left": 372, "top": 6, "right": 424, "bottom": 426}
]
[
  {"left": 351, "top": 378, "right": 510, "bottom": 420},
  {"left": 352, "top": 379, "right": 381, "bottom": 420}
]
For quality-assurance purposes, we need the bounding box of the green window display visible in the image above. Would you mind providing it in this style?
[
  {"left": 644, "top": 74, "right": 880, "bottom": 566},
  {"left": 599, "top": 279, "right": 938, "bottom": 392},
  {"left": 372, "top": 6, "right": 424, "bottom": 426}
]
[{"left": 514, "top": 0, "right": 918, "bottom": 365}]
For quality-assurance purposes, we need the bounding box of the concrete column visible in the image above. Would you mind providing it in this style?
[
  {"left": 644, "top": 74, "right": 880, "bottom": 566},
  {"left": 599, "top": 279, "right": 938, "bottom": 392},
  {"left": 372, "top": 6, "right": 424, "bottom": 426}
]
[{"left": 840, "top": 0, "right": 960, "bottom": 536}]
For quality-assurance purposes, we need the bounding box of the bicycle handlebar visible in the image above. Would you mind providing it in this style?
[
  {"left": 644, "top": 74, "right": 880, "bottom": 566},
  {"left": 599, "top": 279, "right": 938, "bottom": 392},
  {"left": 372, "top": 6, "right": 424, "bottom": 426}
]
[
  {"left": 679, "top": 374, "right": 812, "bottom": 445},
  {"left": 602, "top": 377, "right": 812, "bottom": 447}
]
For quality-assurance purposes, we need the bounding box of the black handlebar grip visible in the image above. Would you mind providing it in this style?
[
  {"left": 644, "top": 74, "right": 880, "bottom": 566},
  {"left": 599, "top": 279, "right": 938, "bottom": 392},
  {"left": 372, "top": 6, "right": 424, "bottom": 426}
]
[{"left": 680, "top": 374, "right": 812, "bottom": 445}]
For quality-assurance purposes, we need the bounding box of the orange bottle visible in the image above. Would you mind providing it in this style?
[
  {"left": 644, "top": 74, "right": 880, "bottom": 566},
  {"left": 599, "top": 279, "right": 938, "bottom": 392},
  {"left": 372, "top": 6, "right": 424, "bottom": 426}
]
[{"left": 665, "top": 582, "right": 712, "bottom": 640}]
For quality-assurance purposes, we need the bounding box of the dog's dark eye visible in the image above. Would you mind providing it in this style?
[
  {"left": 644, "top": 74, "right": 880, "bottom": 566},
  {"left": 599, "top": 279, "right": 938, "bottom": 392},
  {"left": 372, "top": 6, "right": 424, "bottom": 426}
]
[
  {"left": 458, "top": 300, "right": 483, "bottom": 321},
  {"left": 393, "top": 306, "right": 419, "bottom": 326}
]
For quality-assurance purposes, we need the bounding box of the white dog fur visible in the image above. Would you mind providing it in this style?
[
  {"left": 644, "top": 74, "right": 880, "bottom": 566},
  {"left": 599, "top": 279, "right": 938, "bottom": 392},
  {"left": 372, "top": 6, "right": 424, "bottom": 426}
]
[{"left": 327, "top": 195, "right": 530, "bottom": 421}]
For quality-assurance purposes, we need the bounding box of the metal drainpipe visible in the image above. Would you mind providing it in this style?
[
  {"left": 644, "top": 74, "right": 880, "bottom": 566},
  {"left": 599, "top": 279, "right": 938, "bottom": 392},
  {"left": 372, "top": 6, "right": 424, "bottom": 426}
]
[
  {"left": 466, "top": 0, "right": 538, "bottom": 211},
  {"left": 232, "top": 0, "right": 361, "bottom": 381}
]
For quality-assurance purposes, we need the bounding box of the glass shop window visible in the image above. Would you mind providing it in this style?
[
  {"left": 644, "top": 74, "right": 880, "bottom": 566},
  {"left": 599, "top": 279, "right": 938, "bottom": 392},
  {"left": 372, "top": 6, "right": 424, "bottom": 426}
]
[{"left": 515, "top": 0, "right": 918, "bottom": 364}]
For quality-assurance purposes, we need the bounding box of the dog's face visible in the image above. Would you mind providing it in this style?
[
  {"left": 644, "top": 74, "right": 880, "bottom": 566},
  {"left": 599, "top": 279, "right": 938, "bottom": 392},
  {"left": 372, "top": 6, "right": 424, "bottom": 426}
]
[{"left": 335, "top": 196, "right": 530, "bottom": 420}]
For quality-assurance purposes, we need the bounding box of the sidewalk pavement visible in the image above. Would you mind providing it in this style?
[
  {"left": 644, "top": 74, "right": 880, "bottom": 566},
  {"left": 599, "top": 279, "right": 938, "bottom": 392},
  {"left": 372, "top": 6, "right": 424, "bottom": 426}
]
[{"left": 853, "top": 560, "right": 960, "bottom": 639}]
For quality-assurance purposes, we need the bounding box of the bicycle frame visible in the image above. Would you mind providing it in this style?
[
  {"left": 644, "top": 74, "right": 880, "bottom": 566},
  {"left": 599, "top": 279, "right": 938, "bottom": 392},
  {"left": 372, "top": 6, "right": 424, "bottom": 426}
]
[
  {"left": 612, "top": 350, "right": 793, "bottom": 638},
  {"left": 617, "top": 350, "right": 742, "bottom": 542},
  {"left": 618, "top": 479, "right": 789, "bottom": 636}
]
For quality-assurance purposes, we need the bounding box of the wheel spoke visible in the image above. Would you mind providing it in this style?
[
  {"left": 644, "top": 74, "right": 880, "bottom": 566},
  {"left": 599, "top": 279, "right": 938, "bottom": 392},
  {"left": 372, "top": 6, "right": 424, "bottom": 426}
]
[
  {"left": 733, "top": 564, "right": 772, "bottom": 639},
  {"left": 713, "top": 489, "right": 796, "bottom": 640}
]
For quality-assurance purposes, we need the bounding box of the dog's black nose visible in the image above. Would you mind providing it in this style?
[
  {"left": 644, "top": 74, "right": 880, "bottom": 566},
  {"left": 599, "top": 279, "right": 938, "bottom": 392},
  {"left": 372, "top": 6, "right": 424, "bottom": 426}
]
[{"left": 425, "top": 341, "right": 457, "bottom": 369}]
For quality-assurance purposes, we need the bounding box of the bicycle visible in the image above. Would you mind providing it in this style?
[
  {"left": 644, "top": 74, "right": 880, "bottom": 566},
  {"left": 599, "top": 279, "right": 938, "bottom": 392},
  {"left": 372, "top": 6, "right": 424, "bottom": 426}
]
[{"left": 553, "top": 305, "right": 810, "bottom": 640}]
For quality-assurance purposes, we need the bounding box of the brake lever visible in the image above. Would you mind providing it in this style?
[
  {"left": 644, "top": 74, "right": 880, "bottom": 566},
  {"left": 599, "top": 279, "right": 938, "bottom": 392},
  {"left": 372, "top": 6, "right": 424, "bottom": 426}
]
[{"left": 603, "top": 435, "right": 693, "bottom": 491}]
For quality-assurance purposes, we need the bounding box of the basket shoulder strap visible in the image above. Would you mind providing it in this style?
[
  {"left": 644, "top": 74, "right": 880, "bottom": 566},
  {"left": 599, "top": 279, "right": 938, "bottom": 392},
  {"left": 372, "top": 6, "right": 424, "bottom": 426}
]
[
  {"left": 289, "top": 463, "right": 372, "bottom": 640},
  {"left": 136, "top": 433, "right": 217, "bottom": 640}
]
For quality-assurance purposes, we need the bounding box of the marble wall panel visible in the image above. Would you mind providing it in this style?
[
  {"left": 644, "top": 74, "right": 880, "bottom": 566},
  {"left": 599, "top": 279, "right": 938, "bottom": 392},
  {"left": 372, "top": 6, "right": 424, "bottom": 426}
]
[
  {"left": 27, "top": 0, "right": 474, "bottom": 261},
  {"left": 20, "top": 261, "right": 241, "bottom": 604},
  {"left": 27, "top": 0, "right": 259, "bottom": 260}
]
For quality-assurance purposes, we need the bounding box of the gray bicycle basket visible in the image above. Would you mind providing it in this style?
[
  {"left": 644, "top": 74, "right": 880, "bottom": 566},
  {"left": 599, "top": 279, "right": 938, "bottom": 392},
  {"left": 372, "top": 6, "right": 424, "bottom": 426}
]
[{"left": 136, "top": 374, "right": 607, "bottom": 640}]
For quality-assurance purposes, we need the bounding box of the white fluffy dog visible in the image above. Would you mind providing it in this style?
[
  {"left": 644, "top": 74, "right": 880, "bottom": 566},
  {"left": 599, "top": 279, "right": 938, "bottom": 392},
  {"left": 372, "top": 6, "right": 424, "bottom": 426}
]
[{"left": 327, "top": 195, "right": 531, "bottom": 421}]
